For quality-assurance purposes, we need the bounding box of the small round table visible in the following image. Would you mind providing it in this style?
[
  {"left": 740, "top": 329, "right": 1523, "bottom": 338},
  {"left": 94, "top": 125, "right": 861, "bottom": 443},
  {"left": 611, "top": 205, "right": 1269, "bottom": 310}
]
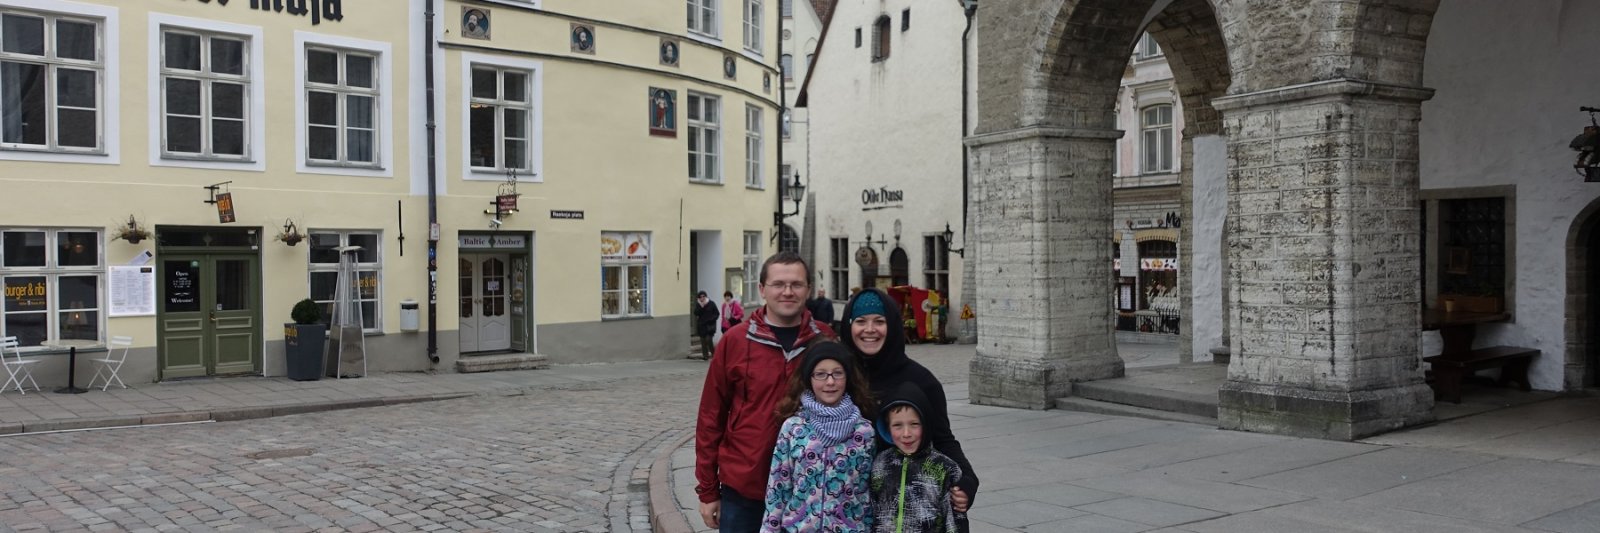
[{"left": 44, "top": 339, "right": 103, "bottom": 394}]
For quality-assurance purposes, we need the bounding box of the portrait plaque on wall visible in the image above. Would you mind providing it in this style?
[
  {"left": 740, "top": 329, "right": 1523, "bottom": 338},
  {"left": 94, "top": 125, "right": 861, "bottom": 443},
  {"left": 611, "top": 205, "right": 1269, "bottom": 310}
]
[
  {"left": 461, "top": 7, "right": 490, "bottom": 40},
  {"left": 648, "top": 87, "right": 677, "bottom": 137},
  {"left": 571, "top": 23, "right": 596, "bottom": 54},
  {"left": 660, "top": 38, "right": 680, "bottom": 67}
]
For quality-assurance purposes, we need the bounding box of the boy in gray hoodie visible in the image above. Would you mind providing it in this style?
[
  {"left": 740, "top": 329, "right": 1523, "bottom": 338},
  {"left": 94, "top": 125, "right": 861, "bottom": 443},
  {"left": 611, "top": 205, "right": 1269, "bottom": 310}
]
[{"left": 870, "top": 383, "right": 966, "bottom": 533}]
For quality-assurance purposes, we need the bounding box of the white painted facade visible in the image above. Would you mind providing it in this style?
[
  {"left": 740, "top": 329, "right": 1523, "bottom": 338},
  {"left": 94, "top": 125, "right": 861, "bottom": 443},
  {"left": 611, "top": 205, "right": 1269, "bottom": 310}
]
[
  {"left": 800, "top": 0, "right": 968, "bottom": 323},
  {"left": 780, "top": 0, "right": 825, "bottom": 228},
  {"left": 1420, "top": 0, "right": 1600, "bottom": 390}
]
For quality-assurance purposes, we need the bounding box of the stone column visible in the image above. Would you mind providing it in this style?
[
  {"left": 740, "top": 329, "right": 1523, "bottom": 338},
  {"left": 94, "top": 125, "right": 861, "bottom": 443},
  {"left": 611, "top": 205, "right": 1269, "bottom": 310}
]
[
  {"left": 1212, "top": 80, "right": 1435, "bottom": 440},
  {"left": 966, "top": 127, "right": 1126, "bottom": 409}
]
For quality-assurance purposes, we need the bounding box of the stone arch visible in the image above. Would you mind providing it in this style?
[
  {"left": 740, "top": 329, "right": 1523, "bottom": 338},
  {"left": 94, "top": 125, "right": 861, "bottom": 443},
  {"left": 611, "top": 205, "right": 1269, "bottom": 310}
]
[{"left": 1562, "top": 198, "right": 1600, "bottom": 389}]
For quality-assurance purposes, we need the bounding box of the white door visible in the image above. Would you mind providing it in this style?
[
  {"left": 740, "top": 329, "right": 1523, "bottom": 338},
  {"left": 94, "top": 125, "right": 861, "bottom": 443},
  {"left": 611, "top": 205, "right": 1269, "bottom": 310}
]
[{"left": 459, "top": 254, "right": 512, "bottom": 353}]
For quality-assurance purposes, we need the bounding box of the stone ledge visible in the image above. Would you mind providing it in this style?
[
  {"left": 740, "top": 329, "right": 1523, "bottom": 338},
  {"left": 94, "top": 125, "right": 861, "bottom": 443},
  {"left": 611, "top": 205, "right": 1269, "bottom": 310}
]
[
  {"left": 1218, "top": 380, "right": 1435, "bottom": 440},
  {"left": 1211, "top": 78, "right": 1435, "bottom": 112},
  {"left": 969, "top": 351, "right": 1124, "bottom": 410},
  {"left": 455, "top": 353, "right": 550, "bottom": 373},
  {"left": 649, "top": 430, "right": 696, "bottom": 533}
]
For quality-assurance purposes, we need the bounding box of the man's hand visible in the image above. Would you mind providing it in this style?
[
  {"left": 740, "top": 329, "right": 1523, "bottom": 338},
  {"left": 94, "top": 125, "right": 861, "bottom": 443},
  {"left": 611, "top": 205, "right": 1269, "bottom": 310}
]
[
  {"left": 950, "top": 487, "right": 970, "bottom": 513},
  {"left": 699, "top": 500, "right": 721, "bottom": 529}
]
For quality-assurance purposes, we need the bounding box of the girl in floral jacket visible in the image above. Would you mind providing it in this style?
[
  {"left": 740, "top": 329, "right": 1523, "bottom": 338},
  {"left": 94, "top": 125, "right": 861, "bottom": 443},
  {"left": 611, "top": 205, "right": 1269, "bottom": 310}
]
[{"left": 762, "top": 341, "right": 877, "bottom": 532}]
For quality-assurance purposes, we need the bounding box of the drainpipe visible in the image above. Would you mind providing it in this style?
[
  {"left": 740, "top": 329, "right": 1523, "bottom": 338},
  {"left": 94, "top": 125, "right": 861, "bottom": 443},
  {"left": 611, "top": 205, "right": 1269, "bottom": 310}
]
[
  {"left": 423, "top": 0, "right": 441, "bottom": 364},
  {"left": 961, "top": 1, "right": 975, "bottom": 239},
  {"left": 775, "top": 12, "right": 788, "bottom": 245}
]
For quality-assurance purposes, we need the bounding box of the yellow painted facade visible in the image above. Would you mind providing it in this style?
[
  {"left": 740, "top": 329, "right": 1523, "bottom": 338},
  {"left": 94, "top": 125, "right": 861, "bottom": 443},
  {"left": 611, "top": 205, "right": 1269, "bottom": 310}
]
[{"left": 0, "top": 0, "right": 781, "bottom": 384}]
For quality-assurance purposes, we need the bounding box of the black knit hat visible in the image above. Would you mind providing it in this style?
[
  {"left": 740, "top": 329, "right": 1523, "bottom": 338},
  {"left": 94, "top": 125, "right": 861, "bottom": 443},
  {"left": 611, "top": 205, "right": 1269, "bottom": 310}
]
[{"left": 801, "top": 340, "right": 852, "bottom": 380}]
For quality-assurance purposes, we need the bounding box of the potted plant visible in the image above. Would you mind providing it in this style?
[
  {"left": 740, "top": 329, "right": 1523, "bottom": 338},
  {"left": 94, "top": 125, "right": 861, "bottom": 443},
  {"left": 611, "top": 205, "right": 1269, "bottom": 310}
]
[
  {"left": 112, "top": 215, "right": 150, "bottom": 244},
  {"left": 284, "top": 298, "right": 327, "bottom": 381},
  {"left": 276, "top": 219, "right": 306, "bottom": 246}
]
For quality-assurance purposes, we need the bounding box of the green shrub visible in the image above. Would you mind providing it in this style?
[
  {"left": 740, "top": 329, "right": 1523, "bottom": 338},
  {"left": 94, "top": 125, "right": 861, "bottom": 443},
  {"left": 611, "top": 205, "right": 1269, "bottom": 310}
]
[{"left": 291, "top": 298, "right": 323, "bottom": 325}]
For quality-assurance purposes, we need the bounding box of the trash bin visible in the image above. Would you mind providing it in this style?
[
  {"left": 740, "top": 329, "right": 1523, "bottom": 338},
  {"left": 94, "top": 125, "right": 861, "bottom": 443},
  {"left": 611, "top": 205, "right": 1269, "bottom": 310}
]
[
  {"left": 400, "top": 299, "right": 420, "bottom": 332},
  {"left": 285, "top": 323, "right": 327, "bottom": 381}
]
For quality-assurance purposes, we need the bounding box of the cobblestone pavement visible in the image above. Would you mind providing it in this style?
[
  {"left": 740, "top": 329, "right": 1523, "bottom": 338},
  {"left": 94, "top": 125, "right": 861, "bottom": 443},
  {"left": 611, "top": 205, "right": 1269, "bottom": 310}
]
[{"left": 0, "top": 373, "right": 709, "bottom": 533}]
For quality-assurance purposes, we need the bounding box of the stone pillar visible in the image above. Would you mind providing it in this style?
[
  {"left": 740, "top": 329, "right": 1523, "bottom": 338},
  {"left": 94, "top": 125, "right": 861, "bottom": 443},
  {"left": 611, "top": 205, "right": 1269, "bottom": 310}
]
[
  {"left": 1212, "top": 80, "right": 1435, "bottom": 440},
  {"left": 966, "top": 127, "right": 1126, "bottom": 409}
]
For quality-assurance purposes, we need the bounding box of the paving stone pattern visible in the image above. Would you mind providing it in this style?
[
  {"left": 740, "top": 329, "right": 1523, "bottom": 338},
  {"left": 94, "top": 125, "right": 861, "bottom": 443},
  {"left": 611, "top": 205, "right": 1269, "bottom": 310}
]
[{"left": 0, "top": 375, "right": 706, "bottom": 532}]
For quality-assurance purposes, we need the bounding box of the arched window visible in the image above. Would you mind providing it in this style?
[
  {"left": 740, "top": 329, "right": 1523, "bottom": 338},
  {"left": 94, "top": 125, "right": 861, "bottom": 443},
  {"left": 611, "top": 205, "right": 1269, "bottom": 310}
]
[
  {"left": 1140, "top": 104, "right": 1174, "bottom": 173},
  {"left": 780, "top": 54, "right": 793, "bottom": 81},
  {"left": 871, "top": 16, "right": 891, "bottom": 61}
]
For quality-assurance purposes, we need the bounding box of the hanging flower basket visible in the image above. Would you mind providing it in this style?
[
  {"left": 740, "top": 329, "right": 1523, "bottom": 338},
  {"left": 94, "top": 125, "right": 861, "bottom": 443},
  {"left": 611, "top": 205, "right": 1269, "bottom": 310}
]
[
  {"left": 277, "top": 219, "right": 306, "bottom": 246},
  {"left": 112, "top": 215, "right": 150, "bottom": 244}
]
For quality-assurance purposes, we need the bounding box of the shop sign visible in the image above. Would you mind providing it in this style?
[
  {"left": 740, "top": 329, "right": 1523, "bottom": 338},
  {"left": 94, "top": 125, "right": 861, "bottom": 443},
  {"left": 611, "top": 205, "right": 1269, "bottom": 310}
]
[
  {"left": 496, "top": 194, "right": 519, "bottom": 214},
  {"left": 185, "top": 0, "right": 346, "bottom": 26},
  {"left": 861, "top": 187, "right": 905, "bottom": 210},
  {"left": 601, "top": 232, "right": 650, "bottom": 260},
  {"left": 1141, "top": 258, "right": 1179, "bottom": 271},
  {"left": 216, "top": 192, "right": 236, "bottom": 223},
  {"left": 2, "top": 278, "right": 47, "bottom": 312},
  {"left": 550, "top": 210, "right": 585, "bottom": 220},
  {"left": 459, "top": 234, "right": 526, "bottom": 249}
]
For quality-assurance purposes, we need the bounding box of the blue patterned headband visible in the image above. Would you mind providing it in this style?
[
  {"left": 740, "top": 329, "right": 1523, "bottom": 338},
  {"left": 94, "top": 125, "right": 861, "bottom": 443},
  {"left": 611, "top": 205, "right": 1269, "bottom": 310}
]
[{"left": 850, "top": 291, "right": 886, "bottom": 320}]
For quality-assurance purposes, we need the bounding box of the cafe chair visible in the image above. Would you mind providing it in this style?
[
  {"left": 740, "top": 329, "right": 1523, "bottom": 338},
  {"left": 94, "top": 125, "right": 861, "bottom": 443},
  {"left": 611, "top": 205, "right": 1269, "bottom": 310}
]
[
  {"left": 1, "top": 336, "right": 42, "bottom": 394},
  {"left": 87, "top": 335, "right": 132, "bottom": 391}
]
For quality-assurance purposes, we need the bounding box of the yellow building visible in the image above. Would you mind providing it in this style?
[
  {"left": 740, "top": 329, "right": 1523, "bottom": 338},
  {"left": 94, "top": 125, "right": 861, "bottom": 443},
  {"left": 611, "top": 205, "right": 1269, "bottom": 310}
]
[{"left": 0, "top": 0, "right": 781, "bottom": 386}]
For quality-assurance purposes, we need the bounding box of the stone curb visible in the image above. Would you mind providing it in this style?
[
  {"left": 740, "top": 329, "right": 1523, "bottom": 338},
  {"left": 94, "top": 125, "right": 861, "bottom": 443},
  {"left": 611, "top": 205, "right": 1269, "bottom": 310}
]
[
  {"left": 649, "top": 430, "right": 696, "bottom": 533},
  {"left": 1, "top": 392, "right": 476, "bottom": 436}
]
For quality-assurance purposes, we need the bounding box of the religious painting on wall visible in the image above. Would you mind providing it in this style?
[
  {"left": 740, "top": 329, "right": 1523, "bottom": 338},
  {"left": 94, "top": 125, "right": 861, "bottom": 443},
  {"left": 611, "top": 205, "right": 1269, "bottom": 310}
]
[
  {"left": 660, "top": 38, "right": 680, "bottom": 67},
  {"left": 461, "top": 7, "right": 490, "bottom": 40},
  {"left": 571, "top": 23, "right": 596, "bottom": 54},
  {"left": 763, "top": 72, "right": 771, "bottom": 94},
  {"left": 648, "top": 87, "right": 677, "bottom": 138},
  {"left": 723, "top": 54, "right": 737, "bottom": 80}
]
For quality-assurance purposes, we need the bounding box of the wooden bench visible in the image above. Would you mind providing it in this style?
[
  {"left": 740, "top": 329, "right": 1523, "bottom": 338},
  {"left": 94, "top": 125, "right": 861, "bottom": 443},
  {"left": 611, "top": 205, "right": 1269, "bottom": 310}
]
[{"left": 1424, "top": 346, "right": 1538, "bottom": 404}]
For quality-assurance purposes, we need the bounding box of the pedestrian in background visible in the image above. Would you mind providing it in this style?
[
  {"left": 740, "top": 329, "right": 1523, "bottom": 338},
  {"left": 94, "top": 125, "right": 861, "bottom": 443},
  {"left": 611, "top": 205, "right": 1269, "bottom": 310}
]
[
  {"left": 694, "top": 291, "right": 718, "bottom": 360},
  {"left": 721, "top": 290, "right": 745, "bottom": 333},
  {"left": 761, "top": 341, "right": 875, "bottom": 531},
  {"left": 808, "top": 287, "right": 835, "bottom": 335},
  {"left": 695, "top": 252, "right": 835, "bottom": 532}
]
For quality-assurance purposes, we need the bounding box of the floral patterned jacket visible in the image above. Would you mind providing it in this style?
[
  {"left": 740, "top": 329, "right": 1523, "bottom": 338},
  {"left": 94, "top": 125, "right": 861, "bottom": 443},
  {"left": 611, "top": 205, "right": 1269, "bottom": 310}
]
[{"left": 761, "top": 413, "right": 876, "bottom": 532}]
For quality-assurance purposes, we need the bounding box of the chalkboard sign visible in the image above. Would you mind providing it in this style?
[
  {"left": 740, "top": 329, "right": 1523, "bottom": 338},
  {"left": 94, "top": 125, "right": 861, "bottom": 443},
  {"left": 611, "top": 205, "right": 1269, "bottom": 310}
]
[{"left": 165, "top": 261, "right": 200, "bottom": 312}]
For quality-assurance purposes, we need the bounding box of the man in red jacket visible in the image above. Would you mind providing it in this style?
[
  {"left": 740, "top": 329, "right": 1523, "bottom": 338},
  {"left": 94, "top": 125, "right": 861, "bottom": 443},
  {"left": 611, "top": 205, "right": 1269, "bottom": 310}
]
[{"left": 695, "top": 252, "right": 834, "bottom": 531}]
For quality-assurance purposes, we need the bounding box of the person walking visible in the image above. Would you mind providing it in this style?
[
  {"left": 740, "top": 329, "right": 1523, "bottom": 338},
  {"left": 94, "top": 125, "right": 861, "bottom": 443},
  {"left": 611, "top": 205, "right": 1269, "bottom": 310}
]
[
  {"left": 841, "top": 288, "right": 978, "bottom": 531},
  {"left": 695, "top": 252, "right": 835, "bottom": 532},
  {"left": 721, "top": 291, "right": 745, "bottom": 333},
  {"left": 694, "top": 291, "right": 719, "bottom": 360}
]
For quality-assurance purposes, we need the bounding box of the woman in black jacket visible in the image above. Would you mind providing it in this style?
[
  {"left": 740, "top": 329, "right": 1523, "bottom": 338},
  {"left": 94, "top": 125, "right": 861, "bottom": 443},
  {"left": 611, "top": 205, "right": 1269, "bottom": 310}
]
[
  {"left": 841, "top": 288, "right": 977, "bottom": 522},
  {"left": 692, "top": 291, "right": 718, "bottom": 360}
]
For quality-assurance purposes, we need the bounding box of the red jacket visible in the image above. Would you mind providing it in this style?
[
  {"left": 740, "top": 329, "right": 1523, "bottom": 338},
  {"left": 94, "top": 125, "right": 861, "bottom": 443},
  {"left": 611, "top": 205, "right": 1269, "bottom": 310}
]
[{"left": 694, "top": 306, "right": 835, "bottom": 503}]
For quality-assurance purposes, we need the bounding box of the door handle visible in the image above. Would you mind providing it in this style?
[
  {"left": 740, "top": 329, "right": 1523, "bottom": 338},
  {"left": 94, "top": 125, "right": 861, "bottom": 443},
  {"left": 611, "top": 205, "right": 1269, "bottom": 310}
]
[{"left": 209, "top": 311, "right": 216, "bottom": 323}]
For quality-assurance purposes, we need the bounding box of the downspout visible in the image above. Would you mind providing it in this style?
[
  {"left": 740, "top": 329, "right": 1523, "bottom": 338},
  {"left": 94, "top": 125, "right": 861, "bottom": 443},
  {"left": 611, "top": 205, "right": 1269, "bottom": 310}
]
[
  {"left": 775, "top": 11, "right": 788, "bottom": 244},
  {"left": 961, "top": 2, "right": 975, "bottom": 240},
  {"left": 423, "top": 0, "right": 441, "bottom": 364}
]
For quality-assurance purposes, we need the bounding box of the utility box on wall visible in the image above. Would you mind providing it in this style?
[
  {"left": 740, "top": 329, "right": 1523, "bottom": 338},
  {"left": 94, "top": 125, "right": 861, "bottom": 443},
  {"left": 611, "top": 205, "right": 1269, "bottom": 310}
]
[{"left": 400, "top": 299, "right": 420, "bottom": 332}]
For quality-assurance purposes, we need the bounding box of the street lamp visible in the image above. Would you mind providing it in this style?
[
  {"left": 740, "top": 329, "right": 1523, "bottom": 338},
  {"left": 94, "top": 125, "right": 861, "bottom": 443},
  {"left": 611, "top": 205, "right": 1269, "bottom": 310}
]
[
  {"left": 774, "top": 172, "right": 806, "bottom": 226},
  {"left": 942, "top": 223, "right": 966, "bottom": 258}
]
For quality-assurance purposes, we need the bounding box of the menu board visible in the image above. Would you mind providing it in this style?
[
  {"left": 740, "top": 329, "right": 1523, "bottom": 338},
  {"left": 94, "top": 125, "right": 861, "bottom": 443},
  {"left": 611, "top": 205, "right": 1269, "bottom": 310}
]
[
  {"left": 109, "top": 266, "right": 157, "bottom": 317},
  {"left": 165, "top": 262, "right": 200, "bottom": 312}
]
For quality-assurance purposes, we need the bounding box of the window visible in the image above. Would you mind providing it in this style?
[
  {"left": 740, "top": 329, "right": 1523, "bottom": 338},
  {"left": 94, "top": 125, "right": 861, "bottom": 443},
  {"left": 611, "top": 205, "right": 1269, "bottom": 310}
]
[
  {"left": 687, "top": 0, "right": 718, "bottom": 38},
  {"left": 304, "top": 46, "right": 378, "bottom": 166},
  {"left": 854, "top": 27, "right": 861, "bottom": 48},
  {"left": 742, "top": 0, "right": 762, "bottom": 54},
  {"left": 871, "top": 16, "right": 891, "bottom": 61},
  {"left": 469, "top": 64, "right": 533, "bottom": 173},
  {"left": 1429, "top": 196, "right": 1509, "bottom": 312},
  {"left": 601, "top": 232, "right": 651, "bottom": 318},
  {"left": 745, "top": 104, "right": 762, "bottom": 188},
  {"left": 902, "top": 9, "right": 910, "bottom": 31},
  {"left": 1, "top": 229, "right": 102, "bottom": 349},
  {"left": 830, "top": 237, "right": 848, "bottom": 301},
  {"left": 307, "top": 231, "right": 381, "bottom": 331},
  {"left": 781, "top": 0, "right": 792, "bottom": 17},
  {"left": 1135, "top": 32, "right": 1162, "bottom": 60},
  {"left": 1140, "top": 104, "right": 1173, "bottom": 173},
  {"left": 743, "top": 232, "right": 760, "bottom": 305},
  {"left": 1, "top": 10, "right": 103, "bottom": 152},
  {"left": 780, "top": 54, "right": 793, "bottom": 81},
  {"left": 687, "top": 92, "right": 720, "bottom": 183},
  {"left": 781, "top": 107, "right": 791, "bottom": 138},
  {"left": 160, "top": 27, "right": 249, "bottom": 159},
  {"left": 923, "top": 235, "right": 948, "bottom": 298},
  {"left": 805, "top": 53, "right": 814, "bottom": 70}
]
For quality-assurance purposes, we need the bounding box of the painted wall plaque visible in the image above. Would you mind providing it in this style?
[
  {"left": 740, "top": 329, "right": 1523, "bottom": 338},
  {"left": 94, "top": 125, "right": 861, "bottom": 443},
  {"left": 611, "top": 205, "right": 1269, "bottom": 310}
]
[
  {"left": 571, "top": 23, "right": 596, "bottom": 54},
  {"left": 461, "top": 7, "right": 489, "bottom": 40},
  {"left": 723, "top": 54, "right": 736, "bottom": 80},
  {"left": 660, "top": 38, "right": 680, "bottom": 67},
  {"left": 649, "top": 87, "right": 677, "bottom": 138}
]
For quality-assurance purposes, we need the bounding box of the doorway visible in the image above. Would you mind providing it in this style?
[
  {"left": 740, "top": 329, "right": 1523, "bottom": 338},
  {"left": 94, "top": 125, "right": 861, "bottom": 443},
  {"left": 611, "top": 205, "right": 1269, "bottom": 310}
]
[
  {"left": 156, "top": 228, "right": 263, "bottom": 379},
  {"left": 459, "top": 253, "right": 511, "bottom": 353}
]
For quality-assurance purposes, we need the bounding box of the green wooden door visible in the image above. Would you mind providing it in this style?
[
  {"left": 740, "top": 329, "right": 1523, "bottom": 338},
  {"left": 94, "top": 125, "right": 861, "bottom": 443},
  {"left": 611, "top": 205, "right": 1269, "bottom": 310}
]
[{"left": 157, "top": 254, "right": 261, "bottom": 378}]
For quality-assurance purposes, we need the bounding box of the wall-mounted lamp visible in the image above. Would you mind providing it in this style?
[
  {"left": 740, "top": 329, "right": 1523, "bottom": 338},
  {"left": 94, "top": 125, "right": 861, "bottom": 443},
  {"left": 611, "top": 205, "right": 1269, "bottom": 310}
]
[
  {"left": 773, "top": 172, "right": 806, "bottom": 227},
  {"left": 942, "top": 223, "right": 966, "bottom": 258}
]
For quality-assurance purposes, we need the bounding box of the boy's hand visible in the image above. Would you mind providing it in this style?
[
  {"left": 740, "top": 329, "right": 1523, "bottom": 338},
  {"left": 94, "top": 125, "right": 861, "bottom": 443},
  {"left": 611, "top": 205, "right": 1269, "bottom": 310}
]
[
  {"left": 950, "top": 487, "right": 969, "bottom": 512},
  {"left": 700, "top": 500, "right": 720, "bottom": 529}
]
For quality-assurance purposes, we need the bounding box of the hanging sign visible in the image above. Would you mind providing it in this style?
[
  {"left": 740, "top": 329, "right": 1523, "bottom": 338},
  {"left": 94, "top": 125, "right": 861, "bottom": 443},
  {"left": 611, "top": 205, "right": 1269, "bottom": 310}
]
[
  {"left": 216, "top": 192, "right": 236, "bottom": 223},
  {"left": 496, "top": 194, "right": 519, "bottom": 214}
]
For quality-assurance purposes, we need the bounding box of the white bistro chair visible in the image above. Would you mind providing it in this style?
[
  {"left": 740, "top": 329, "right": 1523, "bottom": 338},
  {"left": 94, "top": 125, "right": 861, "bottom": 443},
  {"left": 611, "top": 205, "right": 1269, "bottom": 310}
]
[
  {"left": 1, "top": 336, "right": 41, "bottom": 394},
  {"left": 88, "top": 335, "right": 132, "bottom": 391}
]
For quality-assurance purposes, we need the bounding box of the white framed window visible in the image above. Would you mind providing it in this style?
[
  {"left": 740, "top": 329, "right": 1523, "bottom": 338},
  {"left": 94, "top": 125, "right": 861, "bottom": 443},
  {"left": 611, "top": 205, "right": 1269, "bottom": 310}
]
[
  {"left": 829, "top": 237, "right": 848, "bottom": 301},
  {"left": 780, "top": 54, "right": 793, "bottom": 81},
  {"left": 469, "top": 64, "right": 533, "bottom": 173},
  {"left": 742, "top": 232, "right": 760, "bottom": 305},
  {"left": 601, "top": 232, "right": 651, "bottom": 318},
  {"left": 781, "top": 0, "right": 792, "bottom": 17},
  {"left": 1, "top": 228, "right": 103, "bottom": 350},
  {"left": 745, "top": 104, "right": 763, "bottom": 188},
  {"left": 148, "top": 14, "right": 263, "bottom": 171},
  {"left": 742, "top": 0, "right": 763, "bottom": 54},
  {"left": 307, "top": 231, "right": 381, "bottom": 332},
  {"left": 922, "top": 235, "right": 949, "bottom": 297},
  {"left": 1140, "top": 104, "right": 1174, "bottom": 173},
  {"left": 1135, "top": 32, "right": 1162, "bottom": 60},
  {"left": 294, "top": 32, "right": 392, "bottom": 177},
  {"left": 687, "top": 0, "right": 718, "bottom": 38},
  {"left": 459, "top": 52, "right": 543, "bottom": 182},
  {"left": 0, "top": 6, "right": 108, "bottom": 155},
  {"left": 688, "top": 92, "right": 721, "bottom": 183},
  {"left": 159, "top": 27, "right": 250, "bottom": 160}
]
